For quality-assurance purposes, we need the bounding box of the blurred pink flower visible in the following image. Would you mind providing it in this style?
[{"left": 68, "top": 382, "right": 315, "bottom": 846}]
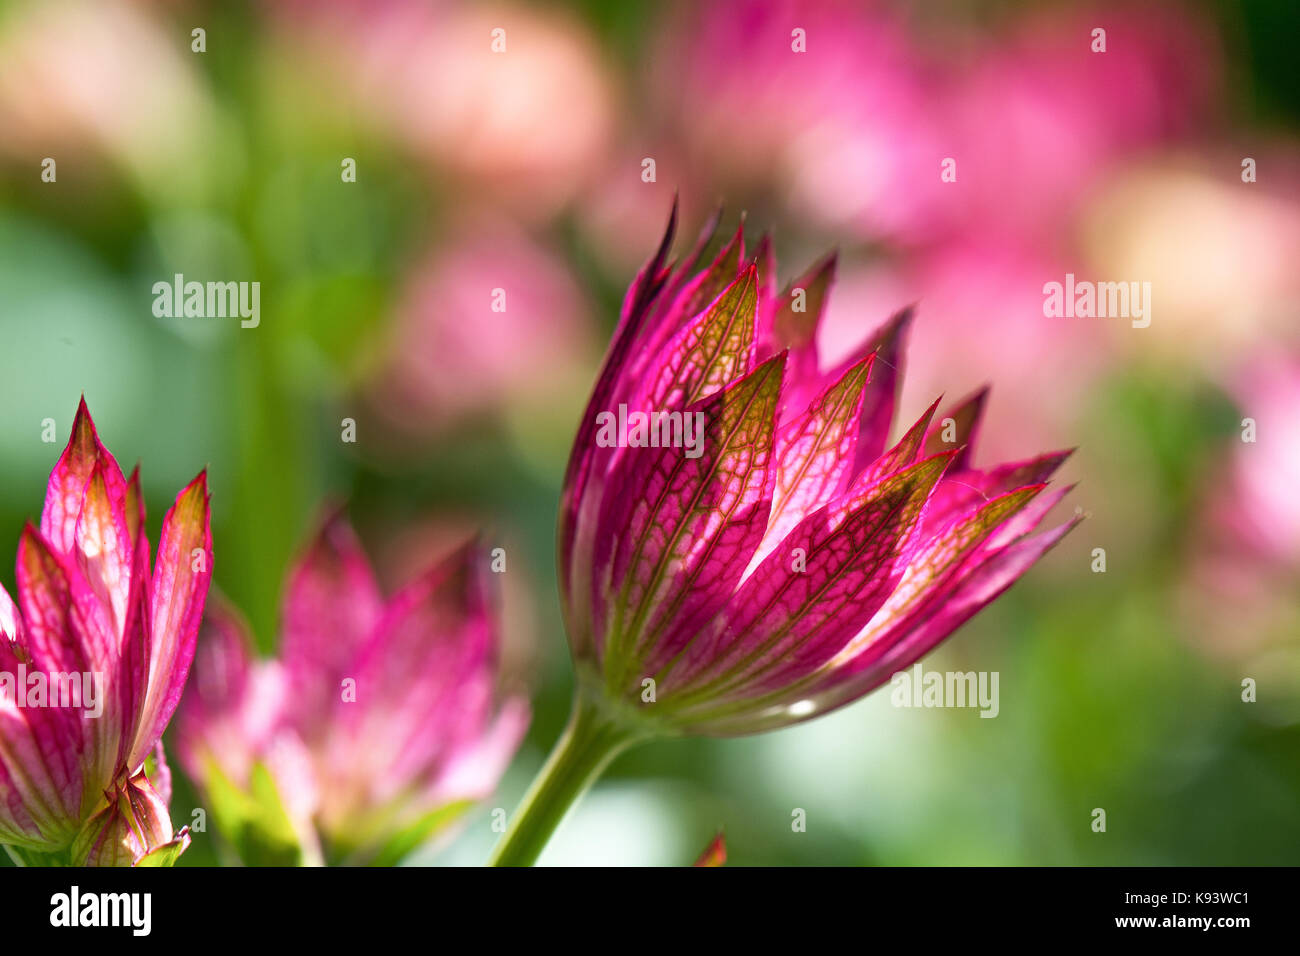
[
  {"left": 278, "top": 0, "right": 614, "bottom": 217},
  {"left": 817, "top": 245, "right": 1105, "bottom": 464},
  {"left": 1215, "top": 358, "right": 1300, "bottom": 569},
  {"left": 1081, "top": 152, "right": 1300, "bottom": 365},
  {"left": 367, "top": 219, "right": 596, "bottom": 437},
  {"left": 647, "top": 1, "right": 1213, "bottom": 249},
  {"left": 178, "top": 512, "right": 528, "bottom": 865},
  {"left": 1184, "top": 357, "right": 1300, "bottom": 674},
  {"left": 653, "top": 0, "right": 945, "bottom": 241},
  {"left": 937, "top": 3, "right": 1218, "bottom": 248},
  {"left": 0, "top": 0, "right": 218, "bottom": 195}
]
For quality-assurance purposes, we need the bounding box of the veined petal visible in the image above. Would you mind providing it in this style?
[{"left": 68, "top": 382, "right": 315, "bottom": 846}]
[
  {"left": 18, "top": 525, "right": 109, "bottom": 678},
  {"left": 917, "top": 449, "right": 1073, "bottom": 541},
  {"left": 834, "top": 484, "right": 1050, "bottom": 667},
  {"left": 752, "top": 355, "right": 872, "bottom": 567},
  {"left": 560, "top": 203, "right": 681, "bottom": 662},
  {"left": 647, "top": 220, "right": 746, "bottom": 356},
  {"left": 636, "top": 263, "right": 758, "bottom": 413},
  {"left": 750, "top": 232, "right": 778, "bottom": 356},
  {"left": 848, "top": 306, "right": 913, "bottom": 469},
  {"left": 924, "top": 387, "right": 989, "bottom": 471},
  {"left": 73, "top": 459, "right": 133, "bottom": 636},
  {"left": 16, "top": 525, "right": 119, "bottom": 794},
  {"left": 595, "top": 355, "right": 785, "bottom": 684},
  {"left": 40, "top": 398, "right": 124, "bottom": 556},
  {"left": 856, "top": 396, "right": 942, "bottom": 489},
  {"left": 115, "top": 509, "right": 152, "bottom": 773},
  {"left": 817, "top": 514, "right": 1082, "bottom": 712},
  {"left": 0, "top": 590, "right": 82, "bottom": 846},
  {"left": 130, "top": 472, "right": 211, "bottom": 770},
  {"left": 769, "top": 253, "right": 838, "bottom": 417},
  {"left": 666, "top": 451, "right": 954, "bottom": 707}
]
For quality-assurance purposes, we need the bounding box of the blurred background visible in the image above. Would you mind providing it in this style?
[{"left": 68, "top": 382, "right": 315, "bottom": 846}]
[{"left": 0, "top": 0, "right": 1297, "bottom": 865}]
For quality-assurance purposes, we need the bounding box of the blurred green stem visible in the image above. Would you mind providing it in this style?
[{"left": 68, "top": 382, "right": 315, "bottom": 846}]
[{"left": 488, "top": 687, "right": 647, "bottom": 867}]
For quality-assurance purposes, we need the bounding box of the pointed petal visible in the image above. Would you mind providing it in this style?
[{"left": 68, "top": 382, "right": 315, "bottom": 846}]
[
  {"left": 651, "top": 221, "right": 746, "bottom": 352},
  {"left": 751, "top": 232, "right": 778, "bottom": 355},
  {"left": 73, "top": 459, "right": 133, "bottom": 634},
  {"left": 130, "top": 472, "right": 211, "bottom": 769},
  {"left": 0, "top": 586, "right": 81, "bottom": 846},
  {"left": 917, "top": 449, "right": 1073, "bottom": 541},
  {"left": 16, "top": 525, "right": 120, "bottom": 793},
  {"left": 818, "top": 514, "right": 1082, "bottom": 710},
  {"left": 596, "top": 355, "right": 785, "bottom": 682},
  {"left": 329, "top": 544, "right": 498, "bottom": 811},
  {"left": 857, "top": 396, "right": 943, "bottom": 488},
  {"left": 834, "top": 484, "right": 1050, "bottom": 668},
  {"left": 281, "top": 509, "right": 384, "bottom": 733},
  {"left": 559, "top": 201, "right": 680, "bottom": 657},
  {"left": 845, "top": 306, "right": 913, "bottom": 468},
  {"left": 638, "top": 264, "right": 758, "bottom": 412},
  {"left": 771, "top": 251, "right": 836, "bottom": 357},
  {"left": 123, "top": 466, "right": 144, "bottom": 549},
  {"left": 693, "top": 832, "right": 727, "bottom": 867},
  {"left": 754, "top": 356, "right": 872, "bottom": 565},
  {"left": 40, "top": 398, "right": 124, "bottom": 555},
  {"left": 668, "top": 451, "right": 954, "bottom": 706},
  {"left": 768, "top": 253, "right": 838, "bottom": 416},
  {"left": 924, "top": 386, "right": 989, "bottom": 471}
]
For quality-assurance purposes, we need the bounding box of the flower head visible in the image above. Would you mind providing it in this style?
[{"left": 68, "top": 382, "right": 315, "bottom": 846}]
[
  {"left": 0, "top": 399, "right": 210, "bottom": 865},
  {"left": 177, "top": 512, "right": 528, "bottom": 865},
  {"left": 559, "top": 205, "right": 1079, "bottom": 736}
]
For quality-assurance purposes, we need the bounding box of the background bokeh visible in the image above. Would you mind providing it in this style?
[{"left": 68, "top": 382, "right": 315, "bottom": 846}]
[{"left": 1, "top": 0, "right": 1297, "bottom": 865}]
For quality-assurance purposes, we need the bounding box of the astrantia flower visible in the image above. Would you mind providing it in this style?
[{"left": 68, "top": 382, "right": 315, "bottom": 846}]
[
  {"left": 177, "top": 512, "right": 528, "bottom": 866},
  {"left": 0, "top": 399, "right": 211, "bottom": 866},
  {"left": 490, "top": 205, "right": 1078, "bottom": 865}
]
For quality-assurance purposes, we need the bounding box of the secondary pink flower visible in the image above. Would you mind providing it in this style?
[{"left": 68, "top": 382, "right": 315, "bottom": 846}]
[
  {"left": 177, "top": 512, "right": 528, "bottom": 865},
  {"left": 367, "top": 219, "right": 595, "bottom": 438},
  {"left": 559, "top": 205, "right": 1079, "bottom": 735},
  {"left": 653, "top": 0, "right": 945, "bottom": 241},
  {"left": 0, "top": 399, "right": 211, "bottom": 866}
]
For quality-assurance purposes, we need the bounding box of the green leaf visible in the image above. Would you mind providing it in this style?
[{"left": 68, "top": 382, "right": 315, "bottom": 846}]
[
  {"left": 365, "top": 800, "right": 476, "bottom": 868},
  {"left": 202, "top": 756, "right": 310, "bottom": 867}
]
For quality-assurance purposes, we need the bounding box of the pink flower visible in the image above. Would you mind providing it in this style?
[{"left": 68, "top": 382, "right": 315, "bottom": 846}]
[
  {"left": 367, "top": 219, "right": 595, "bottom": 438},
  {"left": 1183, "top": 356, "right": 1300, "bottom": 668},
  {"left": 177, "top": 512, "right": 528, "bottom": 865},
  {"left": 276, "top": 0, "right": 614, "bottom": 217},
  {"left": 0, "top": 399, "right": 211, "bottom": 866},
  {"left": 559, "top": 205, "right": 1078, "bottom": 735},
  {"left": 653, "top": 0, "right": 945, "bottom": 241},
  {"left": 938, "top": 3, "right": 1217, "bottom": 247}
]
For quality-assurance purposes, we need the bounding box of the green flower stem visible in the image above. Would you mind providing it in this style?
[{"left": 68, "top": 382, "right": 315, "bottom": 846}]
[{"left": 489, "top": 687, "right": 648, "bottom": 867}]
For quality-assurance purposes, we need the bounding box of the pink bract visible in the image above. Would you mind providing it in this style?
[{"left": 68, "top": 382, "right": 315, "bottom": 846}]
[
  {"left": 559, "top": 205, "right": 1079, "bottom": 735},
  {"left": 0, "top": 399, "right": 210, "bottom": 865}
]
